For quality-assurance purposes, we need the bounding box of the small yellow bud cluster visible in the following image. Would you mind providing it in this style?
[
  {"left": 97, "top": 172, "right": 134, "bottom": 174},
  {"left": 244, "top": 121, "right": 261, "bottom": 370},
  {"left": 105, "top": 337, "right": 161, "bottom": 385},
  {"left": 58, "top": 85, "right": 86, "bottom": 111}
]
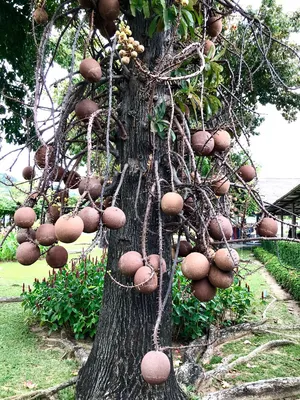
[
  {"left": 174, "top": 0, "right": 189, "bottom": 7},
  {"left": 116, "top": 22, "right": 145, "bottom": 65},
  {"left": 35, "top": 0, "right": 44, "bottom": 7}
]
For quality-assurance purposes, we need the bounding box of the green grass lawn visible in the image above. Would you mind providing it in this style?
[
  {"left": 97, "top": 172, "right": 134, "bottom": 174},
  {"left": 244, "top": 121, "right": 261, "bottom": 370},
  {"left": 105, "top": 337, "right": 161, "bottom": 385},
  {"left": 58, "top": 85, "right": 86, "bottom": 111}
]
[
  {"left": 0, "top": 233, "right": 102, "bottom": 296},
  {"left": 0, "top": 302, "right": 78, "bottom": 398},
  {"left": 0, "top": 233, "right": 101, "bottom": 399},
  {"left": 202, "top": 248, "right": 300, "bottom": 389}
]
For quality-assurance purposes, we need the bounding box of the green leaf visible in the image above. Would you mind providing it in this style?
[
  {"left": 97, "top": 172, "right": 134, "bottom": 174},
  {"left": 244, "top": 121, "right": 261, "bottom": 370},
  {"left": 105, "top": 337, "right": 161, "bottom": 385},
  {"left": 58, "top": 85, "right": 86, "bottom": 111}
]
[
  {"left": 148, "top": 15, "right": 160, "bottom": 38},
  {"left": 212, "top": 47, "right": 226, "bottom": 61},
  {"left": 182, "top": 9, "right": 194, "bottom": 27},
  {"left": 179, "top": 18, "right": 188, "bottom": 39},
  {"left": 142, "top": 0, "right": 150, "bottom": 18}
]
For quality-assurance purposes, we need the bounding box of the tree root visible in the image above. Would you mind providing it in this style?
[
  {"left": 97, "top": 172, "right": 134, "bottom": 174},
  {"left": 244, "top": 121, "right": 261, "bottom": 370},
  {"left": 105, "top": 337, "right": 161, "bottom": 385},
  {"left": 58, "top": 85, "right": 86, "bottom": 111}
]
[
  {"left": 201, "top": 377, "right": 300, "bottom": 400},
  {"left": 0, "top": 297, "right": 22, "bottom": 303},
  {"left": 43, "top": 337, "right": 88, "bottom": 366},
  {"left": 203, "top": 339, "right": 296, "bottom": 383},
  {"left": 5, "top": 377, "right": 77, "bottom": 400}
]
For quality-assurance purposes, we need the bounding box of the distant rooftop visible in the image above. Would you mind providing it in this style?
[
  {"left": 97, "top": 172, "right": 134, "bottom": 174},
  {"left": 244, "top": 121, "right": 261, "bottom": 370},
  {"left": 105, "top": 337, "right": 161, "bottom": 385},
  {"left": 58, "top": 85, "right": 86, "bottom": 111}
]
[{"left": 257, "top": 178, "right": 300, "bottom": 206}]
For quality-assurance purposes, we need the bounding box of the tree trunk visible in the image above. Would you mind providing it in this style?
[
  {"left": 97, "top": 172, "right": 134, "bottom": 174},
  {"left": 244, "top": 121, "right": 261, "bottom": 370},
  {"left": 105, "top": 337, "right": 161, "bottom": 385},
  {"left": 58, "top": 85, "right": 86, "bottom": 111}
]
[{"left": 76, "top": 15, "right": 186, "bottom": 400}]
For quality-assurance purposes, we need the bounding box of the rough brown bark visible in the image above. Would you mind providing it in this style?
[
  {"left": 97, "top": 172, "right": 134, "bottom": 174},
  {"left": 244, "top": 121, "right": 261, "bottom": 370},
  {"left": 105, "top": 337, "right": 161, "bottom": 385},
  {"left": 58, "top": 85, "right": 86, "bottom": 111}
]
[{"left": 76, "top": 15, "right": 186, "bottom": 400}]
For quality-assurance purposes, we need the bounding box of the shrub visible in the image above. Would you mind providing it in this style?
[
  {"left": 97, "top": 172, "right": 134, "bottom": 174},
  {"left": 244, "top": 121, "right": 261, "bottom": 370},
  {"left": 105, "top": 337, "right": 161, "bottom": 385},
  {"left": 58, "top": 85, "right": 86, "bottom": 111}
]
[
  {"left": 0, "top": 231, "right": 18, "bottom": 261},
  {"left": 22, "top": 257, "right": 253, "bottom": 342},
  {"left": 22, "top": 257, "right": 105, "bottom": 339},
  {"left": 172, "top": 268, "right": 253, "bottom": 342},
  {"left": 261, "top": 240, "right": 300, "bottom": 271},
  {"left": 253, "top": 247, "right": 300, "bottom": 301}
]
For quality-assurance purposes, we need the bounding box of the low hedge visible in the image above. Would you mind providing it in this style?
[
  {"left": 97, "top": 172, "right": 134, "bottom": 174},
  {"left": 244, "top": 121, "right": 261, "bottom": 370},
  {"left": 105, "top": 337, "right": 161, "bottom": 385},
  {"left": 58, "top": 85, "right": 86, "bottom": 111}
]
[
  {"left": 253, "top": 247, "right": 300, "bottom": 301},
  {"left": 22, "top": 257, "right": 253, "bottom": 341},
  {"left": 261, "top": 240, "right": 300, "bottom": 271}
]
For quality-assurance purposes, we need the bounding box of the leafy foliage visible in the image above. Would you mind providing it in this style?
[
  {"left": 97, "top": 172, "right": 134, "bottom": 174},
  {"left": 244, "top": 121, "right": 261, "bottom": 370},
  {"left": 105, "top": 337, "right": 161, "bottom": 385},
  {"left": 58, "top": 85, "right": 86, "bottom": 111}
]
[
  {"left": 172, "top": 268, "right": 253, "bottom": 342},
  {"left": 0, "top": 196, "right": 17, "bottom": 218},
  {"left": 22, "top": 256, "right": 252, "bottom": 342},
  {"left": 22, "top": 257, "right": 105, "bottom": 339},
  {"left": 0, "top": 231, "right": 18, "bottom": 261},
  {"left": 261, "top": 240, "right": 300, "bottom": 271},
  {"left": 223, "top": 0, "right": 300, "bottom": 126},
  {"left": 253, "top": 246, "right": 300, "bottom": 301}
]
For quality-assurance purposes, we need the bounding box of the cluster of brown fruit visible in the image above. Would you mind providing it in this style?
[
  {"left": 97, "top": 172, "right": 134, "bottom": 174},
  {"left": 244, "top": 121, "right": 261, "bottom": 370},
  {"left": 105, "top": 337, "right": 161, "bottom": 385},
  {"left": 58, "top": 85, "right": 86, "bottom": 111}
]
[
  {"left": 116, "top": 22, "right": 145, "bottom": 65},
  {"left": 191, "top": 129, "right": 231, "bottom": 157},
  {"left": 14, "top": 204, "right": 126, "bottom": 268},
  {"left": 17, "top": 142, "right": 127, "bottom": 268},
  {"left": 181, "top": 247, "right": 239, "bottom": 301},
  {"left": 79, "top": 0, "right": 119, "bottom": 39},
  {"left": 118, "top": 252, "right": 166, "bottom": 293},
  {"left": 23, "top": 145, "right": 104, "bottom": 207},
  {"left": 202, "top": 15, "right": 223, "bottom": 59}
]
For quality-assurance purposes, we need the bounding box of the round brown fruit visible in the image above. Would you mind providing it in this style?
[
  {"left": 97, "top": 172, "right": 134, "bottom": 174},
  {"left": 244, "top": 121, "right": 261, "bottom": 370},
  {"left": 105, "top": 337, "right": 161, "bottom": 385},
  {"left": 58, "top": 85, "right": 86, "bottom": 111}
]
[
  {"left": 63, "top": 171, "right": 81, "bottom": 189},
  {"left": 208, "top": 264, "right": 234, "bottom": 288},
  {"left": 204, "top": 40, "right": 215, "bottom": 57},
  {"left": 22, "top": 166, "right": 35, "bottom": 180},
  {"left": 47, "top": 205, "right": 60, "bottom": 223},
  {"left": 177, "top": 240, "right": 193, "bottom": 257},
  {"left": 36, "top": 224, "right": 57, "bottom": 246},
  {"left": 79, "top": 58, "right": 102, "bottom": 83},
  {"left": 16, "top": 242, "right": 40, "bottom": 265},
  {"left": 191, "top": 278, "right": 217, "bottom": 302},
  {"left": 214, "top": 248, "right": 239, "bottom": 271},
  {"left": 33, "top": 8, "right": 48, "bottom": 24},
  {"left": 98, "top": 0, "right": 120, "bottom": 21},
  {"left": 181, "top": 252, "right": 210, "bottom": 280},
  {"left": 256, "top": 217, "right": 278, "bottom": 237},
  {"left": 78, "top": 207, "right": 100, "bottom": 233},
  {"left": 212, "top": 177, "right": 230, "bottom": 196},
  {"left": 213, "top": 130, "right": 231, "bottom": 152},
  {"left": 75, "top": 99, "right": 99, "bottom": 121},
  {"left": 147, "top": 254, "right": 167, "bottom": 274},
  {"left": 35, "top": 145, "right": 55, "bottom": 169},
  {"left": 141, "top": 351, "right": 171, "bottom": 385},
  {"left": 208, "top": 215, "right": 233, "bottom": 241},
  {"left": 55, "top": 215, "right": 84, "bottom": 243},
  {"left": 78, "top": 177, "right": 102, "bottom": 200},
  {"left": 207, "top": 16, "right": 222, "bottom": 38},
  {"left": 14, "top": 207, "right": 36, "bottom": 228},
  {"left": 118, "top": 251, "right": 144, "bottom": 276},
  {"left": 134, "top": 266, "right": 158, "bottom": 294},
  {"left": 51, "top": 166, "right": 65, "bottom": 182},
  {"left": 102, "top": 207, "right": 126, "bottom": 230},
  {"left": 161, "top": 192, "right": 184, "bottom": 216},
  {"left": 17, "top": 228, "right": 36, "bottom": 244},
  {"left": 46, "top": 245, "right": 68, "bottom": 269},
  {"left": 191, "top": 131, "right": 214, "bottom": 156},
  {"left": 237, "top": 165, "right": 256, "bottom": 182}
]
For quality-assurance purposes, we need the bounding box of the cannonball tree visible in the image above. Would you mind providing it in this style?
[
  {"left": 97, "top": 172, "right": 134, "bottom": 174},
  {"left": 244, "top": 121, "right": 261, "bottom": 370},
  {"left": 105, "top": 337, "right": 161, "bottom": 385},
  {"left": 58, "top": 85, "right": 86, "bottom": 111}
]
[{"left": 1, "top": 0, "right": 300, "bottom": 398}]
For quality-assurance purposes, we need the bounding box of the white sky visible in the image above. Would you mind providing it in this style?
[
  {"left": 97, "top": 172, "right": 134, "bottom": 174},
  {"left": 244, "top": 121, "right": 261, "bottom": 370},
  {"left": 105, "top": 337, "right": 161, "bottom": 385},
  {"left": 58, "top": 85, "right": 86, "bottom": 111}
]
[{"left": 1, "top": 0, "right": 300, "bottom": 183}]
